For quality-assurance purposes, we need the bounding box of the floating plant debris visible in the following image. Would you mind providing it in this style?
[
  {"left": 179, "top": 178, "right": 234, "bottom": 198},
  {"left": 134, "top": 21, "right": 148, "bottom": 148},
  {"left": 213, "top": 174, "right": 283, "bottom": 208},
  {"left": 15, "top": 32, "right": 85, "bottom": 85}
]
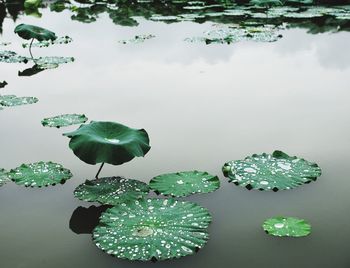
[
  {"left": 93, "top": 198, "right": 212, "bottom": 261},
  {"left": 22, "top": 36, "right": 73, "bottom": 48},
  {"left": 41, "top": 114, "right": 88, "bottom": 128},
  {"left": 119, "top": 34, "right": 155, "bottom": 44},
  {"left": 74, "top": 177, "right": 149, "bottom": 205},
  {"left": 14, "top": 24, "right": 57, "bottom": 42},
  {"left": 222, "top": 150, "right": 321, "bottom": 191},
  {"left": 263, "top": 216, "right": 311, "bottom": 237},
  {"left": 0, "top": 81, "right": 7, "bottom": 88},
  {"left": 63, "top": 121, "right": 151, "bottom": 165},
  {"left": 6, "top": 161, "right": 73, "bottom": 187},
  {"left": 0, "top": 169, "right": 9, "bottom": 187},
  {"left": 150, "top": 171, "right": 220, "bottom": 197},
  {"left": 0, "top": 51, "right": 28, "bottom": 63},
  {"left": 0, "top": 95, "right": 38, "bottom": 107}
]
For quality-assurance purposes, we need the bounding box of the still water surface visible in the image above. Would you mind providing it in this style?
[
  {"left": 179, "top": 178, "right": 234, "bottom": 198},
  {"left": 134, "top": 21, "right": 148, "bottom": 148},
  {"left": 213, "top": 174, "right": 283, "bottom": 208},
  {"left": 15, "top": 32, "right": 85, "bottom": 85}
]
[{"left": 1, "top": 6, "right": 350, "bottom": 268}]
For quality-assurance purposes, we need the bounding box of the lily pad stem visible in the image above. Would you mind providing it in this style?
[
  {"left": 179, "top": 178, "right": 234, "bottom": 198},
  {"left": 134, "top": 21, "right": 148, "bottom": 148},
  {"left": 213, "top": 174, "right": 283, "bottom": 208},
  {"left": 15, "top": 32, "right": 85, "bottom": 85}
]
[
  {"left": 29, "top": 38, "right": 36, "bottom": 64},
  {"left": 95, "top": 162, "right": 105, "bottom": 179}
]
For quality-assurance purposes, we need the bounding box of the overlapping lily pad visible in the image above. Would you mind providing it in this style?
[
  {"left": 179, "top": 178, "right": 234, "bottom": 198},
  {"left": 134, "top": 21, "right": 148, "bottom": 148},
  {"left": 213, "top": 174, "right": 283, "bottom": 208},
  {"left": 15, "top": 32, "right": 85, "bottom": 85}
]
[
  {"left": 6, "top": 161, "right": 73, "bottom": 187},
  {"left": 150, "top": 171, "right": 220, "bottom": 197},
  {"left": 0, "top": 168, "right": 9, "bottom": 187},
  {"left": 263, "top": 216, "right": 311, "bottom": 237},
  {"left": 93, "top": 198, "right": 212, "bottom": 261},
  {"left": 0, "top": 95, "right": 38, "bottom": 107},
  {"left": 22, "top": 36, "right": 73, "bottom": 48},
  {"left": 74, "top": 176, "right": 149, "bottom": 205},
  {"left": 41, "top": 114, "right": 88, "bottom": 128},
  {"left": 222, "top": 150, "right": 321, "bottom": 191}
]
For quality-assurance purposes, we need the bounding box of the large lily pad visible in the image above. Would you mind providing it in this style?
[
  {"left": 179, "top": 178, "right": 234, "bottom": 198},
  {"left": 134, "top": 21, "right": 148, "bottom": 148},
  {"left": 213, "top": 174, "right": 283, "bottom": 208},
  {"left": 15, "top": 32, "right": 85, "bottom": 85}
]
[
  {"left": 263, "top": 216, "right": 311, "bottom": 237},
  {"left": 93, "top": 198, "right": 212, "bottom": 261},
  {"left": 0, "top": 168, "right": 9, "bottom": 187},
  {"left": 14, "top": 24, "right": 57, "bottom": 41},
  {"left": 42, "top": 114, "right": 88, "bottom": 128},
  {"left": 149, "top": 171, "right": 220, "bottom": 197},
  {"left": 222, "top": 151, "right": 321, "bottom": 191},
  {"left": 7, "top": 161, "right": 73, "bottom": 187},
  {"left": 63, "top": 121, "right": 151, "bottom": 165},
  {"left": 0, "top": 95, "right": 38, "bottom": 107},
  {"left": 74, "top": 176, "right": 149, "bottom": 205}
]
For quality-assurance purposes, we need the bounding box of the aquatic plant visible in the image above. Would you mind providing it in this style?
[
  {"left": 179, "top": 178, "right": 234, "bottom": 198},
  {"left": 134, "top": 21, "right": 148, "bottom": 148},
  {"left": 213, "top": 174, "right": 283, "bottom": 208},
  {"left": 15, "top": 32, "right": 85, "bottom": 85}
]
[
  {"left": 0, "top": 50, "right": 28, "bottom": 63},
  {"left": 74, "top": 176, "right": 149, "bottom": 205},
  {"left": 63, "top": 121, "right": 151, "bottom": 178},
  {"left": 6, "top": 161, "right": 73, "bottom": 187},
  {"left": 118, "top": 34, "right": 155, "bottom": 44},
  {"left": 263, "top": 216, "right": 311, "bottom": 237},
  {"left": 93, "top": 198, "right": 212, "bottom": 261},
  {"left": 0, "top": 168, "right": 9, "bottom": 187},
  {"left": 42, "top": 114, "right": 88, "bottom": 128},
  {"left": 0, "top": 94, "right": 38, "bottom": 107},
  {"left": 149, "top": 171, "right": 220, "bottom": 197},
  {"left": 222, "top": 150, "right": 321, "bottom": 191}
]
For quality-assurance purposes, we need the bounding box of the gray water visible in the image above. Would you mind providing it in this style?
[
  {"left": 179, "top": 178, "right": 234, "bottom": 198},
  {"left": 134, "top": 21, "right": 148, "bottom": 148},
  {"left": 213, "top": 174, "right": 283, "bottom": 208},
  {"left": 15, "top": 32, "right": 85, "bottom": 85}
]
[{"left": 1, "top": 8, "right": 350, "bottom": 268}]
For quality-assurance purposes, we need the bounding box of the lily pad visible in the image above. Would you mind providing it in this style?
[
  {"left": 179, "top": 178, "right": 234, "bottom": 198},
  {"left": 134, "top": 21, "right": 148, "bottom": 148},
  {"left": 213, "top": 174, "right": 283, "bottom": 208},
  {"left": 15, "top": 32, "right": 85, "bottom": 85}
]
[
  {"left": 63, "top": 121, "right": 151, "bottom": 165},
  {"left": 0, "top": 95, "right": 38, "bottom": 107},
  {"left": 41, "top": 114, "right": 88, "bottom": 128},
  {"left": 22, "top": 36, "right": 73, "bottom": 48},
  {"left": 0, "top": 169, "right": 9, "bottom": 187},
  {"left": 6, "top": 161, "right": 73, "bottom": 187},
  {"left": 14, "top": 24, "right": 57, "bottom": 41},
  {"left": 18, "top": 65, "right": 45, "bottom": 77},
  {"left": 119, "top": 34, "right": 155, "bottom": 44},
  {"left": 93, "top": 198, "right": 212, "bottom": 261},
  {"left": 263, "top": 216, "right": 311, "bottom": 237},
  {"left": 74, "top": 176, "right": 149, "bottom": 205},
  {"left": 34, "top": 56, "right": 75, "bottom": 67},
  {"left": 0, "top": 51, "right": 28, "bottom": 63},
  {"left": 222, "top": 150, "right": 321, "bottom": 191},
  {"left": 149, "top": 171, "right": 220, "bottom": 197}
]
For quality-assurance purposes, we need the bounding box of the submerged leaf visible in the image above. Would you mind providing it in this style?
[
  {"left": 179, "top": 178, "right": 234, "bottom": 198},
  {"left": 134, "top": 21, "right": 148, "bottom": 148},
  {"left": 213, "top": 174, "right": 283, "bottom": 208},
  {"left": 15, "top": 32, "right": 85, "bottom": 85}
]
[
  {"left": 14, "top": 24, "right": 57, "bottom": 41},
  {"left": 63, "top": 121, "right": 151, "bottom": 165},
  {"left": 263, "top": 216, "right": 311, "bottom": 237},
  {"left": 150, "top": 171, "right": 220, "bottom": 197},
  {"left": 93, "top": 198, "right": 212, "bottom": 261},
  {"left": 41, "top": 113, "right": 88, "bottom": 128},
  {"left": 0, "top": 95, "right": 38, "bottom": 107},
  {"left": 7, "top": 161, "right": 73, "bottom": 187},
  {"left": 222, "top": 151, "right": 321, "bottom": 191},
  {"left": 0, "top": 168, "right": 9, "bottom": 187},
  {"left": 74, "top": 176, "right": 149, "bottom": 205}
]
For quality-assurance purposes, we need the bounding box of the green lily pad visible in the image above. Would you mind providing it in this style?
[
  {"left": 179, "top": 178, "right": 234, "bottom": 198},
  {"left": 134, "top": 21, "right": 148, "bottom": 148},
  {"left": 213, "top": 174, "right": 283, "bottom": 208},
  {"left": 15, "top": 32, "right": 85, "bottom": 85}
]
[
  {"left": 41, "top": 114, "right": 88, "bottom": 128},
  {"left": 0, "top": 169, "right": 9, "bottom": 187},
  {"left": 14, "top": 24, "right": 57, "bottom": 41},
  {"left": 119, "top": 34, "right": 155, "bottom": 44},
  {"left": 93, "top": 198, "right": 212, "bottom": 261},
  {"left": 22, "top": 36, "right": 73, "bottom": 48},
  {"left": 222, "top": 150, "right": 321, "bottom": 191},
  {"left": 35, "top": 56, "right": 75, "bottom": 67},
  {"left": 6, "top": 161, "right": 73, "bottom": 187},
  {"left": 74, "top": 176, "right": 149, "bottom": 205},
  {"left": 149, "top": 171, "right": 220, "bottom": 197},
  {"left": 63, "top": 121, "right": 151, "bottom": 165},
  {"left": 0, "top": 51, "right": 28, "bottom": 63},
  {"left": 263, "top": 216, "right": 311, "bottom": 237},
  {"left": 0, "top": 95, "right": 38, "bottom": 107}
]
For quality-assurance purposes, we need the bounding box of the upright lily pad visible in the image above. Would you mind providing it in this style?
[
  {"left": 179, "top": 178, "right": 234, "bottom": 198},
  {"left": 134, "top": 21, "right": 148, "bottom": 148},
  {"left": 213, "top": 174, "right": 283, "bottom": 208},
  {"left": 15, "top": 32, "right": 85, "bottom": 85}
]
[
  {"left": 263, "top": 216, "right": 311, "bottom": 237},
  {"left": 0, "top": 169, "right": 9, "bottom": 187},
  {"left": 6, "top": 161, "right": 73, "bottom": 187},
  {"left": 14, "top": 24, "right": 57, "bottom": 41},
  {"left": 74, "top": 176, "right": 149, "bottom": 205},
  {"left": 63, "top": 121, "right": 151, "bottom": 165},
  {"left": 0, "top": 95, "right": 38, "bottom": 107},
  {"left": 149, "top": 171, "right": 220, "bottom": 197},
  {"left": 222, "top": 151, "right": 321, "bottom": 191},
  {"left": 93, "top": 198, "right": 212, "bottom": 261},
  {"left": 41, "top": 114, "right": 88, "bottom": 128}
]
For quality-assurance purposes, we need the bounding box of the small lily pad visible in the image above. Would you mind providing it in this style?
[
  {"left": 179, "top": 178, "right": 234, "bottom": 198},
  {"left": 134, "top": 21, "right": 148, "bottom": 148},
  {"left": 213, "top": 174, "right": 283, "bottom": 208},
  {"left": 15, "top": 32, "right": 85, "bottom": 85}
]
[
  {"left": 22, "top": 36, "right": 73, "bottom": 48},
  {"left": 74, "top": 176, "right": 149, "bottom": 205},
  {"left": 93, "top": 198, "right": 212, "bottom": 261},
  {"left": 263, "top": 216, "right": 311, "bottom": 237},
  {"left": 119, "top": 34, "right": 155, "bottom": 44},
  {"left": 150, "top": 171, "right": 220, "bottom": 197},
  {"left": 0, "top": 169, "right": 9, "bottom": 187},
  {"left": 0, "top": 51, "right": 28, "bottom": 63},
  {"left": 222, "top": 150, "right": 321, "bottom": 191},
  {"left": 41, "top": 114, "right": 88, "bottom": 128},
  {"left": 0, "top": 95, "right": 38, "bottom": 107},
  {"left": 34, "top": 56, "right": 75, "bottom": 66},
  {"left": 6, "top": 161, "right": 73, "bottom": 187}
]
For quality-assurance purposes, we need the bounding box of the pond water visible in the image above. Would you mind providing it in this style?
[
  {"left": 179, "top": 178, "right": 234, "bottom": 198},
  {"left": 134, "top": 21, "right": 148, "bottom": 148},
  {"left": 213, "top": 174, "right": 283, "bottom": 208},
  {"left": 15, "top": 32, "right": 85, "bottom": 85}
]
[{"left": 1, "top": 1, "right": 350, "bottom": 267}]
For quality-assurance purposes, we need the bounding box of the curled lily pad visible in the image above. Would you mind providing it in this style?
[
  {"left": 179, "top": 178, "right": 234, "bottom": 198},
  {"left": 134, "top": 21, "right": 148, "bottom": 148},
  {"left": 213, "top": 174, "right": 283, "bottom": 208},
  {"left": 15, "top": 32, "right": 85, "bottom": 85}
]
[
  {"left": 93, "top": 198, "right": 212, "bottom": 261},
  {"left": 63, "top": 121, "right": 151, "bottom": 165},
  {"left": 6, "top": 161, "right": 73, "bottom": 187},
  {"left": 74, "top": 176, "right": 149, "bottom": 205},
  {"left": 263, "top": 216, "right": 311, "bottom": 237},
  {"left": 149, "top": 171, "right": 220, "bottom": 197},
  {"left": 22, "top": 36, "right": 73, "bottom": 48},
  {"left": 0, "top": 95, "right": 38, "bottom": 107},
  {"left": 41, "top": 114, "right": 88, "bottom": 128},
  {"left": 222, "top": 151, "right": 321, "bottom": 191},
  {"left": 0, "top": 169, "right": 9, "bottom": 187},
  {"left": 0, "top": 51, "right": 28, "bottom": 63},
  {"left": 14, "top": 24, "right": 57, "bottom": 41}
]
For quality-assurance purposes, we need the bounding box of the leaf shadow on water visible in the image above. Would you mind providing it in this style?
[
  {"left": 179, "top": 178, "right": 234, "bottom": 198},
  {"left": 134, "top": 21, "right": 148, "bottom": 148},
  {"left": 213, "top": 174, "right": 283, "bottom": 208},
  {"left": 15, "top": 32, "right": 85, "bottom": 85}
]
[{"left": 18, "top": 64, "right": 45, "bottom": 77}]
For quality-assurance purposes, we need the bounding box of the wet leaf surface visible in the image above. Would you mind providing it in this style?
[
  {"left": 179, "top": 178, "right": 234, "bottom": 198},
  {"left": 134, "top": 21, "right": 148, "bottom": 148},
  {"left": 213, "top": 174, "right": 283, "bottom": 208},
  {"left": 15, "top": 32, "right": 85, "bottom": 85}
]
[
  {"left": 263, "top": 216, "right": 311, "bottom": 237},
  {"left": 41, "top": 113, "right": 88, "bottom": 128}
]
